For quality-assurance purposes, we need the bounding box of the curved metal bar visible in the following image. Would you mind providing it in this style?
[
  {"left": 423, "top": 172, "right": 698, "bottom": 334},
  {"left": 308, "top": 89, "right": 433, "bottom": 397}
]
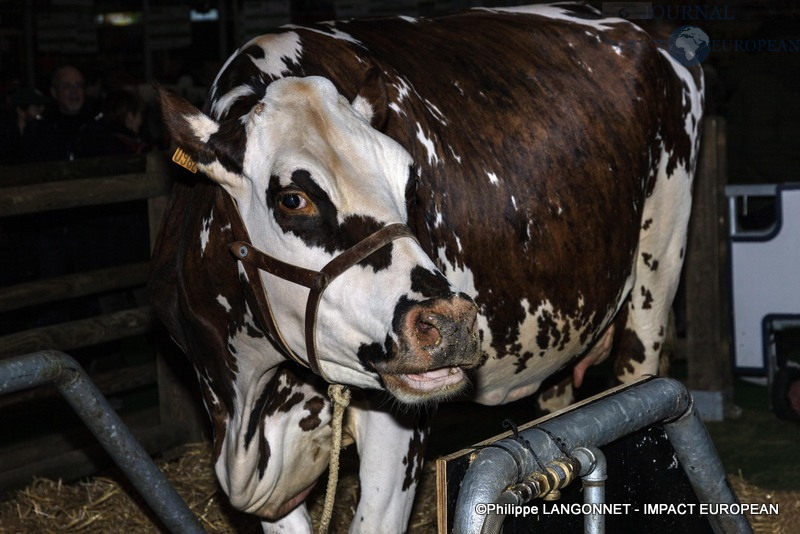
[
  {"left": 0, "top": 350, "right": 204, "bottom": 534},
  {"left": 453, "top": 377, "right": 752, "bottom": 534},
  {"left": 664, "top": 400, "right": 749, "bottom": 534}
]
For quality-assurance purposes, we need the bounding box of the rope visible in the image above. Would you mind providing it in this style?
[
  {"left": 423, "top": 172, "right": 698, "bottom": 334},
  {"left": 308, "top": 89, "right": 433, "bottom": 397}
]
[{"left": 319, "top": 384, "right": 351, "bottom": 534}]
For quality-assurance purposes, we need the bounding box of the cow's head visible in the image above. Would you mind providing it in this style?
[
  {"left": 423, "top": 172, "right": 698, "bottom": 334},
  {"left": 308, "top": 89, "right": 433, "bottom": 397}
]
[{"left": 158, "top": 76, "right": 480, "bottom": 403}]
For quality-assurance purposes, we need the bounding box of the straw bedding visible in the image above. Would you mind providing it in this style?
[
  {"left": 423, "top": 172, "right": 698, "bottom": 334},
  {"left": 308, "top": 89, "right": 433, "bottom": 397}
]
[{"left": 0, "top": 443, "right": 792, "bottom": 533}]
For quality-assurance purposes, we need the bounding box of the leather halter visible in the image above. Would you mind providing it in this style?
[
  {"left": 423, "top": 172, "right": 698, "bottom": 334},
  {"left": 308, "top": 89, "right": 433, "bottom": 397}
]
[{"left": 221, "top": 191, "right": 418, "bottom": 383}]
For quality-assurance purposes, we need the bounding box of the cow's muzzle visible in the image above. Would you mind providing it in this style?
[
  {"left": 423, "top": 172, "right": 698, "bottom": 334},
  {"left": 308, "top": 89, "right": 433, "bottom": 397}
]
[{"left": 378, "top": 296, "right": 481, "bottom": 403}]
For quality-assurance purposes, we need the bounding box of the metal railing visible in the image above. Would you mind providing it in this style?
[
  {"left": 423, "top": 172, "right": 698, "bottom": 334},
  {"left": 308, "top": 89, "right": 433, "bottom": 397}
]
[
  {"left": 454, "top": 378, "right": 752, "bottom": 534},
  {"left": 0, "top": 350, "right": 204, "bottom": 533}
]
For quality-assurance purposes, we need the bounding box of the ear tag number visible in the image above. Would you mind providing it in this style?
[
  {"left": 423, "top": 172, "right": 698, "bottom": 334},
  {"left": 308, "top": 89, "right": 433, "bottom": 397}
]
[{"left": 172, "top": 147, "right": 198, "bottom": 173}]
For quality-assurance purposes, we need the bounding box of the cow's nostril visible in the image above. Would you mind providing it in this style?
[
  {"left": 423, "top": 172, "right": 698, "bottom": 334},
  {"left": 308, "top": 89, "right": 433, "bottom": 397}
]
[
  {"left": 416, "top": 317, "right": 434, "bottom": 332},
  {"left": 415, "top": 315, "right": 442, "bottom": 346}
]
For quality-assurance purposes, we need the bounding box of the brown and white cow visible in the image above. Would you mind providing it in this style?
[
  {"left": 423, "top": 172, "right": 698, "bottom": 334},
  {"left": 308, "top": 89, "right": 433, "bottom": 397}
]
[{"left": 149, "top": 3, "right": 703, "bottom": 532}]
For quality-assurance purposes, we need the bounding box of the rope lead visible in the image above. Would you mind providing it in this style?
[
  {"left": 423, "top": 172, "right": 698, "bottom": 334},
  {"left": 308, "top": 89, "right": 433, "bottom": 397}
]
[{"left": 319, "top": 384, "right": 351, "bottom": 534}]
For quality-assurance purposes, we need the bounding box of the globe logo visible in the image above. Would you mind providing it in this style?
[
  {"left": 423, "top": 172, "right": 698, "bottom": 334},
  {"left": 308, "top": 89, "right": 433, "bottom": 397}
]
[{"left": 668, "top": 25, "right": 710, "bottom": 67}]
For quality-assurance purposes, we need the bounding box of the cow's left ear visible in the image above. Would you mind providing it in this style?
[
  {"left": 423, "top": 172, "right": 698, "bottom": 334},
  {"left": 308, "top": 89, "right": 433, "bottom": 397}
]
[
  {"left": 156, "top": 83, "right": 219, "bottom": 164},
  {"left": 156, "top": 84, "right": 245, "bottom": 191},
  {"left": 351, "top": 67, "right": 388, "bottom": 130}
]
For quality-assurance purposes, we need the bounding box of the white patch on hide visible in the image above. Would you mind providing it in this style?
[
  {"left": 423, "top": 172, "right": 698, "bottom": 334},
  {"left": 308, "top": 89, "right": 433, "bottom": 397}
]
[
  {"left": 657, "top": 49, "right": 704, "bottom": 145},
  {"left": 199, "top": 159, "right": 246, "bottom": 191},
  {"left": 285, "top": 22, "right": 362, "bottom": 45},
  {"left": 211, "top": 85, "right": 254, "bottom": 119},
  {"left": 481, "top": 3, "right": 637, "bottom": 33},
  {"left": 199, "top": 210, "right": 213, "bottom": 255},
  {"left": 392, "top": 76, "right": 412, "bottom": 101},
  {"left": 388, "top": 101, "right": 406, "bottom": 117},
  {"left": 187, "top": 112, "right": 219, "bottom": 143},
  {"left": 196, "top": 370, "right": 221, "bottom": 411},
  {"left": 216, "top": 295, "right": 232, "bottom": 312},
  {"left": 415, "top": 122, "right": 440, "bottom": 165},
  {"left": 424, "top": 99, "right": 447, "bottom": 125},
  {"left": 435, "top": 246, "right": 474, "bottom": 294},
  {"left": 448, "top": 145, "right": 462, "bottom": 163},
  {"left": 584, "top": 30, "right": 601, "bottom": 43},
  {"left": 247, "top": 31, "right": 303, "bottom": 79},
  {"left": 351, "top": 95, "right": 374, "bottom": 123}
]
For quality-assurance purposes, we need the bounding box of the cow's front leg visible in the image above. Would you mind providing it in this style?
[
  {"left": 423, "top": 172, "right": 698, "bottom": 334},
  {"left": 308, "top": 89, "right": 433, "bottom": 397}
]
[
  {"left": 260, "top": 504, "right": 312, "bottom": 533},
  {"left": 347, "top": 395, "right": 431, "bottom": 533}
]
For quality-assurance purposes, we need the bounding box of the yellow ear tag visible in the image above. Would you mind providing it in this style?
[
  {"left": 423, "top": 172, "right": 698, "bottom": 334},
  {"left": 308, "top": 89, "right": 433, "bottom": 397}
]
[{"left": 172, "top": 147, "right": 198, "bottom": 173}]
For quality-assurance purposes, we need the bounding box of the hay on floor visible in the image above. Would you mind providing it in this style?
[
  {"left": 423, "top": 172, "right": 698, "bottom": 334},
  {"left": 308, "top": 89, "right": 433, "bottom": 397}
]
[
  {"left": 0, "top": 443, "right": 435, "bottom": 533},
  {"left": 0, "top": 443, "right": 792, "bottom": 533}
]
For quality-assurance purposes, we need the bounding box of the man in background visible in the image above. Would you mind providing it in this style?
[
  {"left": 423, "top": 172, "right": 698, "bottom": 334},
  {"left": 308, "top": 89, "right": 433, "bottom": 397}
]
[{"left": 27, "top": 65, "right": 95, "bottom": 162}]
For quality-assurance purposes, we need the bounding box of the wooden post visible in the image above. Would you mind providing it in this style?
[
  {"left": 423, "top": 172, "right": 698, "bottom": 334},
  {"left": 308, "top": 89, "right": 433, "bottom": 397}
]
[
  {"left": 147, "top": 152, "right": 208, "bottom": 444},
  {"left": 685, "top": 116, "right": 733, "bottom": 421}
]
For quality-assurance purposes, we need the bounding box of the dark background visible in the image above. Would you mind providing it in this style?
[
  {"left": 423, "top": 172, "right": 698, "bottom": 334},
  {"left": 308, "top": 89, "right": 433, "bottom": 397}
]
[{"left": 1, "top": 1, "right": 798, "bottom": 181}]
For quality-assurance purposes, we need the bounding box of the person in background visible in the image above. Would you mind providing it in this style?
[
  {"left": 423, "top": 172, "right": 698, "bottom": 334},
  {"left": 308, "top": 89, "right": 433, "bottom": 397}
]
[
  {"left": 0, "top": 87, "right": 47, "bottom": 165},
  {"left": 52, "top": 65, "right": 85, "bottom": 114},
  {"left": 27, "top": 65, "right": 95, "bottom": 162},
  {"left": 73, "top": 89, "right": 149, "bottom": 158},
  {"left": 22, "top": 66, "right": 99, "bottom": 325}
]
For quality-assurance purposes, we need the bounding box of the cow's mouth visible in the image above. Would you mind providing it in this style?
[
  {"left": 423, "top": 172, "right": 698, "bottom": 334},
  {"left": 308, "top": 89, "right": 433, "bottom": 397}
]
[{"left": 380, "top": 365, "right": 469, "bottom": 403}]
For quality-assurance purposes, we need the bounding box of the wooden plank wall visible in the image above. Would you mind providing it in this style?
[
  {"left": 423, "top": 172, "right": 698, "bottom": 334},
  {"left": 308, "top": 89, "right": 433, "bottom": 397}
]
[{"left": 0, "top": 152, "right": 205, "bottom": 492}]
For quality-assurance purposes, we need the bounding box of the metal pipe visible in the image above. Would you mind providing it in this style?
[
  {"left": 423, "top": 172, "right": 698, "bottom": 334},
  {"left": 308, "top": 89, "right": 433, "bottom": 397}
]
[
  {"left": 0, "top": 350, "right": 204, "bottom": 534},
  {"left": 480, "top": 490, "right": 519, "bottom": 534},
  {"left": 480, "top": 456, "right": 579, "bottom": 534},
  {"left": 573, "top": 446, "right": 607, "bottom": 534},
  {"left": 453, "top": 377, "right": 752, "bottom": 534},
  {"left": 664, "top": 398, "right": 750, "bottom": 534}
]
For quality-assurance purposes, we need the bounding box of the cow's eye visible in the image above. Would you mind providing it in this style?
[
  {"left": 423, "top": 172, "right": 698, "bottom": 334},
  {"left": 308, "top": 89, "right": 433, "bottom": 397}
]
[
  {"left": 277, "top": 191, "right": 315, "bottom": 214},
  {"left": 281, "top": 193, "right": 306, "bottom": 209}
]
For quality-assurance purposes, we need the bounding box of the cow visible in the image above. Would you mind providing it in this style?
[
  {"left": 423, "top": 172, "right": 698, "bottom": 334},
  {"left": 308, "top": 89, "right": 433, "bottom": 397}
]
[{"left": 148, "top": 3, "right": 703, "bottom": 532}]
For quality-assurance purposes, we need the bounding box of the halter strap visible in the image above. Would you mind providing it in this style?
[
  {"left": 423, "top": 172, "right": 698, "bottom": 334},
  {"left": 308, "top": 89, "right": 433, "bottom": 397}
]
[{"left": 222, "top": 191, "right": 418, "bottom": 382}]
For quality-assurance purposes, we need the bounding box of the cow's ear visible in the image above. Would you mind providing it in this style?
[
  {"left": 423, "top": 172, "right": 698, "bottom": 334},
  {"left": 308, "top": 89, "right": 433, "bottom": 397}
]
[
  {"left": 351, "top": 67, "right": 388, "bottom": 130},
  {"left": 156, "top": 83, "right": 219, "bottom": 169}
]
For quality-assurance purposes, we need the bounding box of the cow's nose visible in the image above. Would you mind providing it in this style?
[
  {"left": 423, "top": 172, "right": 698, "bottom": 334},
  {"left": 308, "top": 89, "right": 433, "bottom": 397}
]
[{"left": 406, "top": 297, "right": 479, "bottom": 365}]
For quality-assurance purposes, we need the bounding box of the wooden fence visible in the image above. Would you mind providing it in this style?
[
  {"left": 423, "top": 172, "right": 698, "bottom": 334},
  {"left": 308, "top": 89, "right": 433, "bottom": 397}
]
[{"left": 0, "top": 151, "right": 205, "bottom": 492}]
